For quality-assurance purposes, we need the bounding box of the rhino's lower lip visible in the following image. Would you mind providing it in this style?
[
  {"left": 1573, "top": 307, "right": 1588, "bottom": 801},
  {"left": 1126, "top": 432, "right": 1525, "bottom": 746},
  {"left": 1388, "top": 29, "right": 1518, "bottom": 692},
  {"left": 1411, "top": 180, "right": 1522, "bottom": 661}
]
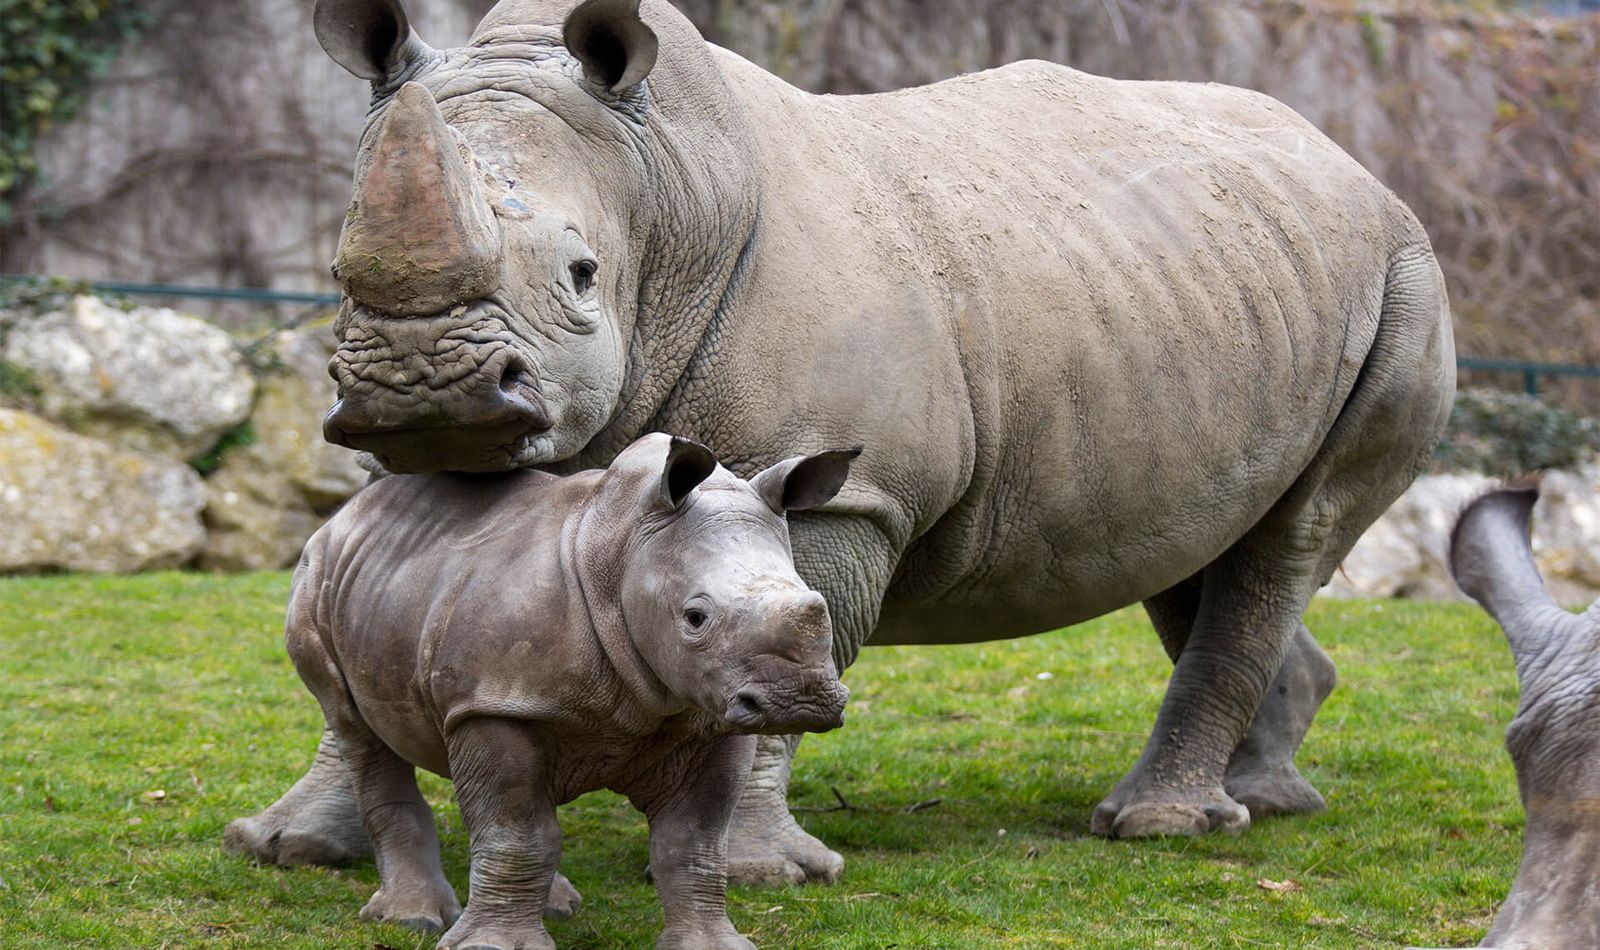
[{"left": 344, "top": 423, "right": 554, "bottom": 474}]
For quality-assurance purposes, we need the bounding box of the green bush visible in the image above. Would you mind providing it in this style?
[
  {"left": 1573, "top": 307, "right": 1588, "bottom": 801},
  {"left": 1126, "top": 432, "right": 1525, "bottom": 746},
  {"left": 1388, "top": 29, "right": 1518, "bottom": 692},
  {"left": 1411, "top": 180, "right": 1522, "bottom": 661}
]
[
  {"left": 0, "top": 0, "right": 156, "bottom": 221},
  {"left": 1433, "top": 388, "right": 1600, "bottom": 476}
]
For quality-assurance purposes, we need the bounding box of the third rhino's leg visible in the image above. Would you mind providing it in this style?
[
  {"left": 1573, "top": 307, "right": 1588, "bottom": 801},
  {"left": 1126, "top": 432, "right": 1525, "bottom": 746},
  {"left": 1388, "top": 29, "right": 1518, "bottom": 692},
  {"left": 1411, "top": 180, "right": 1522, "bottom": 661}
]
[
  {"left": 1143, "top": 576, "right": 1336, "bottom": 817},
  {"left": 723, "top": 513, "right": 898, "bottom": 887}
]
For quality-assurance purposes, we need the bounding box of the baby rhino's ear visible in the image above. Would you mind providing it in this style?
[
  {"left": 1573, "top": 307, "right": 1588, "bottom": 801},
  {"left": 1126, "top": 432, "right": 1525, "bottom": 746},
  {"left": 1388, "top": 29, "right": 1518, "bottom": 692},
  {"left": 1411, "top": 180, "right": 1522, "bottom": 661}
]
[
  {"left": 660, "top": 437, "right": 718, "bottom": 509},
  {"left": 750, "top": 447, "right": 862, "bottom": 514}
]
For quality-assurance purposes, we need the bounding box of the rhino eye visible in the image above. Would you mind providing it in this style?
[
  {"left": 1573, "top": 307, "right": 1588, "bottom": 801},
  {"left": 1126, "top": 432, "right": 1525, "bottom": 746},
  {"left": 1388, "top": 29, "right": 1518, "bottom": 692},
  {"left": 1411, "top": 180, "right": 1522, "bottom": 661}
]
[
  {"left": 684, "top": 608, "right": 708, "bottom": 630},
  {"left": 570, "top": 259, "right": 597, "bottom": 295}
]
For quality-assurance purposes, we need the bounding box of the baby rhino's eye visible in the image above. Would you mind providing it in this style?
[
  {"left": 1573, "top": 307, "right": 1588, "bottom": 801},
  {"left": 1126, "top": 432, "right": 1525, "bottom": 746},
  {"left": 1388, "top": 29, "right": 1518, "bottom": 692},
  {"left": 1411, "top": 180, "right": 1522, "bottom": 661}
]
[{"left": 685, "top": 608, "right": 708, "bottom": 629}]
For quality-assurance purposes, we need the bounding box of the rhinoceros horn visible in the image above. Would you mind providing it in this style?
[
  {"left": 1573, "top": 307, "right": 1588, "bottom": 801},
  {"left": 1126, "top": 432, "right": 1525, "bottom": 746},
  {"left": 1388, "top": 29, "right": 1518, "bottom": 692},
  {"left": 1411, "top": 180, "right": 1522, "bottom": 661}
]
[{"left": 332, "top": 81, "right": 502, "bottom": 316}]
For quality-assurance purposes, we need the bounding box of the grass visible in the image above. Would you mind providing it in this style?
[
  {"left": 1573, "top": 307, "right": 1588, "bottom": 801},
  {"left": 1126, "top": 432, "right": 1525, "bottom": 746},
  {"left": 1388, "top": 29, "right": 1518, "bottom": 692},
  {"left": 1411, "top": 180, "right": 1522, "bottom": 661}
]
[{"left": 0, "top": 573, "right": 1521, "bottom": 948}]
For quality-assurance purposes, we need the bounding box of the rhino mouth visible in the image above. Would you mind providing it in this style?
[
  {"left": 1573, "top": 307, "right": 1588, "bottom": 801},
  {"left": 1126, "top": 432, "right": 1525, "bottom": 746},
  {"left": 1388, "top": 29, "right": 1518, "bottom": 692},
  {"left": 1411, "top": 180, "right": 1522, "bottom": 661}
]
[
  {"left": 324, "top": 304, "right": 556, "bottom": 473},
  {"left": 331, "top": 419, "right": 554, "bottom": 475},
  {"left": 723, "top": 679, "right": 849, "bottom": 735}
]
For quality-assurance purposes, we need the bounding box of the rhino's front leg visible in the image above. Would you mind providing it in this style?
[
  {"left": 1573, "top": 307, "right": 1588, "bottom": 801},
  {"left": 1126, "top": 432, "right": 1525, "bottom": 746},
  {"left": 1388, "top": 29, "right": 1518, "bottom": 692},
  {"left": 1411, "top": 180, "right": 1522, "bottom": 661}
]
[
  {"left": 723, "top": 513, "right": 895, "bottom": 887},
  {"left": 638, "top": 735, "right": 758, "bottom": 950},
  {"left": 438, "top": 717, "right": 561, "bottom": 950}
]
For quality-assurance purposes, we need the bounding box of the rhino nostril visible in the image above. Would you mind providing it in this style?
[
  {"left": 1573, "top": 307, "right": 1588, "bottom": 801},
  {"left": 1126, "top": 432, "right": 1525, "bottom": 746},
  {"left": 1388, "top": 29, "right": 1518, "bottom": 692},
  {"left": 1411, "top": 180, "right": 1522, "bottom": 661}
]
[
  {"left": 499, "top": 364, "right": 533, "bottom": 394},
  {"left": 731, "top": 689, "right": 765, "bottom": 723}
]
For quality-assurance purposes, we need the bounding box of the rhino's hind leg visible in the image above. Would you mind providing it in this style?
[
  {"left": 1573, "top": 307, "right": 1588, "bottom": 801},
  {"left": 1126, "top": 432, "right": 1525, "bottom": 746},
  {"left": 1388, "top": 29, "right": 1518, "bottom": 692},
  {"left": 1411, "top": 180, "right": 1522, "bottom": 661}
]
[
  {"left": 725, "top": 734, "right": 844, "bottom": 886},
  {"left": 223, "top": 727, "right": 371, "bottom": 866},
  {"left": 1222, "top": 623, "right": 1336, "bottom": 817},
  {"left": 1097, "top": 244, "right": 1454, "bottom": 839},
  {"left": 1144, "top": 581, "right": 1336, "bottom": 818}
]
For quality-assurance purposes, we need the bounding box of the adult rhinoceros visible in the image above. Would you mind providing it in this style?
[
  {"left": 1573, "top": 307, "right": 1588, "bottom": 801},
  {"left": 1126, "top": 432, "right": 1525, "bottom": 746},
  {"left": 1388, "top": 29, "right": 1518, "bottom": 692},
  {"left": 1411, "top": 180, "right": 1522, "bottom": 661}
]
[{"left": 228, "top": 0, "right": 1455, "bottom": 893}]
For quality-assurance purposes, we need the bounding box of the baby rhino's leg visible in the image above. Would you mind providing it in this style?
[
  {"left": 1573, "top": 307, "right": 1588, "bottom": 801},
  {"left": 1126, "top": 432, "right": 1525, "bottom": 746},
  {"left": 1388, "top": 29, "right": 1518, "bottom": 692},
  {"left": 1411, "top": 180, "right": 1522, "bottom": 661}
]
[
  {"left": 288, "top": 618, "right": 458, "bottom": 932},
  {"left": 438, "top": 718, "right": 562, "bottom": 950},
  {"left": 634, "top": 735, "right": 758, "bottom": 950},
  {"left": 342, "top": 731, "right": 461, "bottom": 933}
]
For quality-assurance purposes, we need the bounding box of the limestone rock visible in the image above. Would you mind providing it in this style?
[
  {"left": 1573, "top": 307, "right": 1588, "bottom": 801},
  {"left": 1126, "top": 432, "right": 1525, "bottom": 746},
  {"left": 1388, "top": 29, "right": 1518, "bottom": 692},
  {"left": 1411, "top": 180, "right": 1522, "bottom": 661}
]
[
  {"left": 1531, "top": 461, "right": 1600, "bottom": 605},
  {"left": 201, "top": 461, "right": 320, "bottom": 572},
  {"left": 1324, "top": 473, "right": 1494, "bottom": 601},
  {"left": 246, "top": 322, "right": 366, "bottom": 507},
  {"left": 1, "top": 295, "right": 255, "bottom": 459},
  {"left": 0, "top": 408, "right": 206, "bottom": 572},
  {"left": 1325, "top": 463, "right": 1600, "bottom": 606},
  {"left": 198, "top": 321, "right": 365, "bottom": 570}
]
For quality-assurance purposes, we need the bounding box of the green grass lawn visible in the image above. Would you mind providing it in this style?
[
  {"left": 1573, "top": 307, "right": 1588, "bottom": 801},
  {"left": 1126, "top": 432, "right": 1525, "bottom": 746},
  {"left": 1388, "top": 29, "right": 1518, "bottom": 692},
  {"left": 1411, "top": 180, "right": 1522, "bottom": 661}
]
[{"left": 0, "top": 573, "right": 1521, "bottom": 948}]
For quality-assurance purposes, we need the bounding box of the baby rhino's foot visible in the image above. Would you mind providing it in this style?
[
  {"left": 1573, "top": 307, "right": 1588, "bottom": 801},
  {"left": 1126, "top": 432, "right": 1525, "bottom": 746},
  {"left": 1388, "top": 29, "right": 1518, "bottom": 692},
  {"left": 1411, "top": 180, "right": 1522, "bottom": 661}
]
[
  {"left": 1090, "top": 784, "right": 1249, "bottom": 839},
  {"left": 657, "top": 923, "right": 756, "bottom": 950},
  {"left": 436, "top": 911, "right": 555, "bottom": 950},
  {"left": 359, "top": 879, "right": 461, "bottom": 933}
]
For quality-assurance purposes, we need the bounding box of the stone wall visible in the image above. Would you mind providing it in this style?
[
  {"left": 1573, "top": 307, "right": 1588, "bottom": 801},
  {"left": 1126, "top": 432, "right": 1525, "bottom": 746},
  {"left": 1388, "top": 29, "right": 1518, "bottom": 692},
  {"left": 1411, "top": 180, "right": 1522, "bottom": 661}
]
[{"left": 0, "top": 297, "right": 364, "bottom": 573}]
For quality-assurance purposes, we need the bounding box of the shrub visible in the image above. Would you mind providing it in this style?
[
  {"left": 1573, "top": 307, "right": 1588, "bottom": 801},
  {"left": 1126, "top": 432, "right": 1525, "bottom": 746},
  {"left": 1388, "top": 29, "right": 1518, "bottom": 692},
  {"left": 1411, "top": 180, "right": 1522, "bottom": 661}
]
[{"left": 1432, "top": 388, "right": 1600, "bottom": 476}]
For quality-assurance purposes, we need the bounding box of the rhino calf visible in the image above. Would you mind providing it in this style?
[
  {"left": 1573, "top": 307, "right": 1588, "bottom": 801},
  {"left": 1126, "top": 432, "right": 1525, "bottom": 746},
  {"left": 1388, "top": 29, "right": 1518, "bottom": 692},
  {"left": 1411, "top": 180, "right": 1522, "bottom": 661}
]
[
  {"left": 1448, "top": 484, "right": 1600, "bottom": 949},
  {"left": 282, "top": 433, "right": 856, "bottom": 950}
]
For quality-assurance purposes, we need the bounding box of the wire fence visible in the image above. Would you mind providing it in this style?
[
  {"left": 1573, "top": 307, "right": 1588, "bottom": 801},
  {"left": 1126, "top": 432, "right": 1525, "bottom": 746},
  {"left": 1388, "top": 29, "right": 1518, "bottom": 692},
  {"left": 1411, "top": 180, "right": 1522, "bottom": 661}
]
[{"left": 4, "top": 276, "right": 1597, "bottom": 409}]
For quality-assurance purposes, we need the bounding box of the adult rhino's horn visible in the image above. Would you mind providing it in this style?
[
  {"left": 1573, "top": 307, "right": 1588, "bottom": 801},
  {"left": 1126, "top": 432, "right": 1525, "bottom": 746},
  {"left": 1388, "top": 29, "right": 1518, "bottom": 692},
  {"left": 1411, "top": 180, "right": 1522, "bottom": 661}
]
[{"left": 333, "top": 82, "right": 502, "bottom": 316}]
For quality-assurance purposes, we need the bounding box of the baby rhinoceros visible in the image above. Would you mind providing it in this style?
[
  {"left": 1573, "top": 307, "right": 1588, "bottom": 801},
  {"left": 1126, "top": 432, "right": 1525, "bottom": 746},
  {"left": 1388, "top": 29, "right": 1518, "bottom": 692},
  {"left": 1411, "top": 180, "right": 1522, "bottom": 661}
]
[{"left": 284, "top": 433, "right": 857, "bottom": 950}]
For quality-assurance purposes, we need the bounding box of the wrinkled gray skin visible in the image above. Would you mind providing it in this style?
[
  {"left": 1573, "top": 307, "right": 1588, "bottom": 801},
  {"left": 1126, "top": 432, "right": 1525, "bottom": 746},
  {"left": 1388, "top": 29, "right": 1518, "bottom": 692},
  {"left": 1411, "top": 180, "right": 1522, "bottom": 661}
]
[
  {"left": 1443, "top": 485, "right": 1600, "bottom": 950},
  {"left": 284, "top": 432, "right": 854, "bottom": 950},
  {"left": 227, "top": 0, "right": 1456, "bottom": 887}
]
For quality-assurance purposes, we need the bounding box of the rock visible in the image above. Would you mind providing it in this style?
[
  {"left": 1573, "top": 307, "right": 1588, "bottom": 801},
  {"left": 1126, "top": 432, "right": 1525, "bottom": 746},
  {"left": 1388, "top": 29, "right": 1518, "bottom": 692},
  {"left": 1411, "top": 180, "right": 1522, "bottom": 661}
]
[
  {"left": 1325, "top": 462, "right": 1600, "bottom": 606},
  {"left": 0, "top": 408, "right": 206, "bottom": 572},
  {"left": 1324, "top": 473, "right": 1495, "bottom": 601},
  {"left": 199, "top": 321, "right": 365, "bottom": 571},
  {"left": 245, "top": 322, "right": 366, "bottom": 506},
  {"left": 201, "top": 462, "right": 320, "bottom": 572},
  {"left": 0, "top": 295, "right": 255, "bottom": 459},
  {"left": 1530, "top": 460, "right": 1600, "bottom": 604}
]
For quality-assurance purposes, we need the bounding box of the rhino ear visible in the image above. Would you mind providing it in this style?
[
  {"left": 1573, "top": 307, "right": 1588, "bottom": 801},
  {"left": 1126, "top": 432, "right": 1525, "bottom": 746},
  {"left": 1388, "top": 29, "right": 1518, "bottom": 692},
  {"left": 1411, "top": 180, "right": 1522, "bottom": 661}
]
[
  {"left": 660, "top": 437, "right": 718, "bottom": 510},
  {"left": 314, "top": 0, "right": 426, "bottom": 82},
  {"left": 562, "top": 0, "right": 659, "bottom": 94},
  {"left": 750, "top": 447, "right": 861, "bottom": 514}
]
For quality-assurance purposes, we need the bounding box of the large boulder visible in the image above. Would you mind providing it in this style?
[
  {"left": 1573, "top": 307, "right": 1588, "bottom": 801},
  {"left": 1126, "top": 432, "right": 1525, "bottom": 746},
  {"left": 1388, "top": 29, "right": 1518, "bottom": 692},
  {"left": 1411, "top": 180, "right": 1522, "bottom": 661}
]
[
  {"left": 0, "top": 295, "right": 255, "bottom": 459},
  {"left": 200, "top": 322, "right": 366, "bottom": 571},
  {"left": 0, "top": 408, "right": 206, "bottom": 572},
  {"left": 1529, "top": 460, "right": 1600, "bottom": 605},
  {"left": 1325, "top": 461, "right": 1600, "bottom": 605}
]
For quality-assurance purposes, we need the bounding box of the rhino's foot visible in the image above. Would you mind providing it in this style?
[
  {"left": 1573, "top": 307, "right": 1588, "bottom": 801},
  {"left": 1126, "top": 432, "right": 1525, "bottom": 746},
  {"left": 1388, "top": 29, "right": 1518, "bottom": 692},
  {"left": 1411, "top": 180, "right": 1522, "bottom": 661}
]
[
  {"left": 1090, "top": 784, "right": 1249, "bottom": 839},
  {"left": 436, "top": 911, "right": 554, "bottom": 950},
  {"left": 545, "top": 872, "right": 582, "bottom": 921},
  {"left": 359, "top": 879, "right": 462, "bottom": 934},
  {"left": 224, "top": 731, "right": 371, "bottom": 867},
  {"left": 725, "top": 805, "right": 843, "bottom": 886},
  {"left": 223, "top": 806, "right": 370, "bottom": 867},
  {"left": 1224, "top": 764, "right": 1326, "bottom": 819},
  {"left": 656, "top": 924, "right": 756, "bottom": 950}
]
